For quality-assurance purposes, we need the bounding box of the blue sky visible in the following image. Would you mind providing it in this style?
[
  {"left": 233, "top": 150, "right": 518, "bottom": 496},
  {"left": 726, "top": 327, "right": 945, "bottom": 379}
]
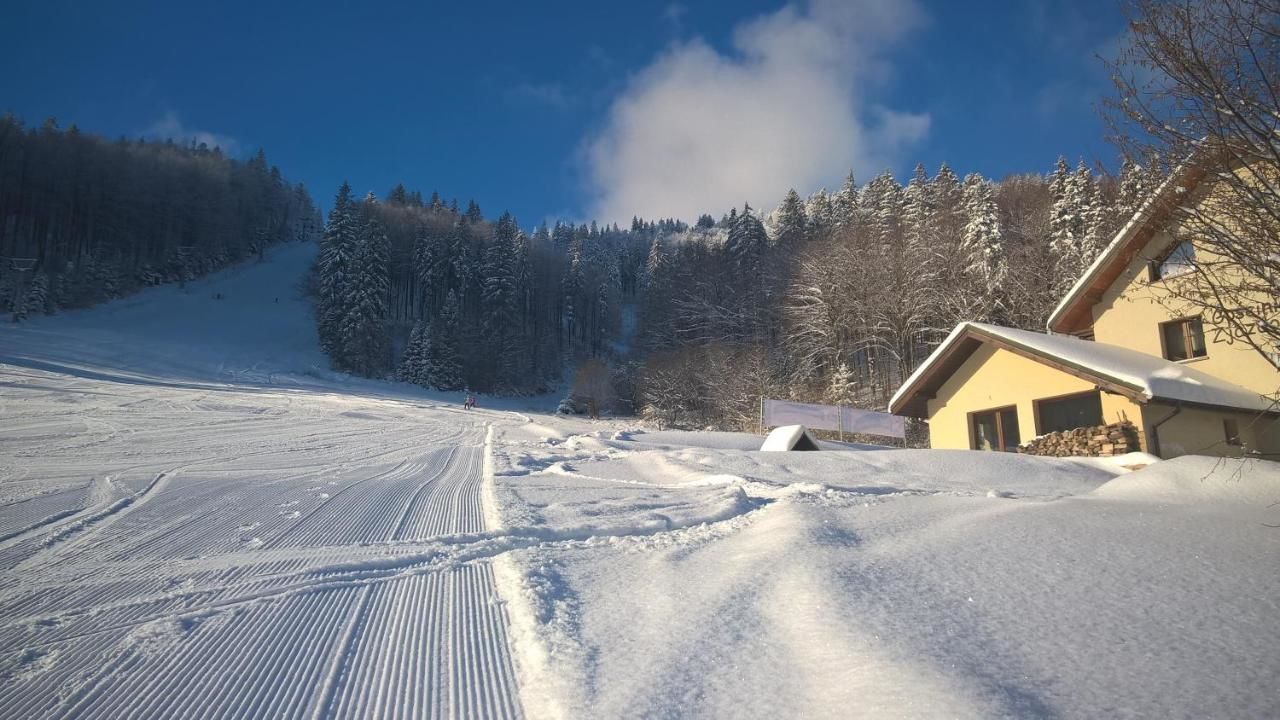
[{"left": 2, "top": 0, "right": 1128, "bottom": 225}]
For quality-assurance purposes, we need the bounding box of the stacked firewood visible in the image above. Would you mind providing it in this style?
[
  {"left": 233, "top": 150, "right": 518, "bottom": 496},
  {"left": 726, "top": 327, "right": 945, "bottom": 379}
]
[{"left": 1018, "top": 421, "right": 1141, "bottom": 457}]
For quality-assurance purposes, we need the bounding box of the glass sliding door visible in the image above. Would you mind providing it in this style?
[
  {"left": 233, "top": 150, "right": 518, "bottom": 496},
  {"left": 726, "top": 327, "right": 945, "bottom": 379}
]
[{"left": 971, "top": 406, "right": 1020, "bottom": 452}]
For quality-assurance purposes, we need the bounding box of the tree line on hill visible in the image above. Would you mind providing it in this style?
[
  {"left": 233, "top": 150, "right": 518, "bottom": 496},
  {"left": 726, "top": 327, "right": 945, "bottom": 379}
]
[
  {"left": 630, "top": 158, "right": 1162, "bottom": 429},
  {"left": 0, "top": 114, "right": 320, "bottom": 320},
  {"left": 312, "top": 154, "right": 1161, "bottom": 428},
  {"left": 313, "top": 183, "right": 667, "bottom": 394}
]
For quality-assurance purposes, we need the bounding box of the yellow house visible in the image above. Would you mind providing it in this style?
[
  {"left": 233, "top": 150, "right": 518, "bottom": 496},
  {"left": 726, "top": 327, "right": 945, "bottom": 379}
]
[{"left": 890, "top": 165, "right": 1279, "bottom": 459}]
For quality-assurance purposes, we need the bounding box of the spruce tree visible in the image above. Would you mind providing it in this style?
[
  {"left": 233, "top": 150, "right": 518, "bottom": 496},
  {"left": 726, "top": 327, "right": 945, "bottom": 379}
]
[
  {"left": 903, "top": 163, "right": 932, "bottom": 250},
  {"left": 27, "top": 271, "right": 50, "bottom": 317},
  {"left": 425, "top": 290, "right": 464, "bottom": 390},
  {"left": 318, "top": 182, "right": 358, "bottom": 361},
  {"left": 775, "top": 189, "right": 808, "bottom": 247},
  {"left": 1049, "top": 157, "right": 1081, "bottom": 295},
  {"left": 338, "top": 198, "right": 390, "bottom": 376},
  {"left": 1074, "top": 160, "right": 1104, "bottom": 264},
  {"left": 388, "top": 183, "right": 408, "bottom": 205},
  {"left": 725, "top": 204, "right": 767, "bottom": 273},
  {"left": 805, "top": 190, "right": 834, "bottom": 231},
  {"left": 399, "top": 320, "right": 430, "bottom": 384},
  {"left": 961, "top": 173, "right": 1006, "bottom": 302},
  {"left": 831, "top": 171, "right": 858, "bottom": 228},
  {"left": 481, "top": 212, "right": 520, "bottom": 387}
]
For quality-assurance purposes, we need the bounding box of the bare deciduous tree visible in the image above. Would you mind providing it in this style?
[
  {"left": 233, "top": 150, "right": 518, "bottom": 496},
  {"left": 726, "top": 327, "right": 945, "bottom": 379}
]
[{"left": 1105, "top": 0, "right": 1280, "bottom": 386}]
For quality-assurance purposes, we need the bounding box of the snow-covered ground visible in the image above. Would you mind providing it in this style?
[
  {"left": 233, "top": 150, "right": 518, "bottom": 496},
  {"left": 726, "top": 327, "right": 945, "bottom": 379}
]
[{"left": 1, "top": 244, "right": 1278, "bottom": 719}]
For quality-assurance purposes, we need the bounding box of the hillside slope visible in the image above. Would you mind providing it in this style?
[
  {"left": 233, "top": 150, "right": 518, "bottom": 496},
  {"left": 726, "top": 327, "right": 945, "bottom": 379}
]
[{"left": 0, "top": 241, "right": 328, "bottom": 387}]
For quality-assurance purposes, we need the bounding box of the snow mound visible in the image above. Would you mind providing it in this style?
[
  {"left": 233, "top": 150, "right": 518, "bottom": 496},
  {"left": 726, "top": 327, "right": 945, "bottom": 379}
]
[{"left": 1091, "top": 455, "right": 1280, "bottom": 504}]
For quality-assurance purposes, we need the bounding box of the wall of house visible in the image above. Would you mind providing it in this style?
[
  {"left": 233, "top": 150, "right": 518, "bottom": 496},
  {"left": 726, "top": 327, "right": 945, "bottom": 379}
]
[
  {"left": 926, "top": 344, "right": 1143, "bottom": 450},
  {"left": 1140, "top": 403, "right": 1280, "bottom": 459},
  {"left": 1089, "top": 219, "right": 1279, "bottom": 400}
]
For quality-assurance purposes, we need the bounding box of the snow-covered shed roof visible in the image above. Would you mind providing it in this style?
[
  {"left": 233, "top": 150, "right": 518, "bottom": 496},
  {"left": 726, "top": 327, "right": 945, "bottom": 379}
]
[
  {"left": 889, "top": 322, "right": 1276, "bottom": 418},
  {"left": 760, "top": 425, "right": 822, "bottom": 451},
  {"left": 1048, "top": 158, "right": 1207, "bottom": 335}
]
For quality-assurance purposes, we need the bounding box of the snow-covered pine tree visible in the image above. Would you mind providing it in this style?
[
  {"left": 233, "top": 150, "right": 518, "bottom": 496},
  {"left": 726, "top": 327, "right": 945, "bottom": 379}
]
[
  {"left": 1049, "top": 159, "right": 1105, "bottom": 296},
  {"left": 398, "top": 320, "right": 429, "bottom": 384},
  {"left": 805, "top": 190, "right": 834, "bottom": 231},
  {"left": 510, "top": 229, "right": 537, "bottom": 381},
  {"left": 902, "top": 163, "right": 932, "bottom": 249},
  {"left": 1074, "top": 160, "right": 1104, "bottom": 266},
  {"left": 24, "top": 271, "right": 49, "bottom": 318},
  {"left": 831, "top": 171, "right": 858, "bottom": 228},
  {"left": 425, "top": 290, "right": 464, "bottom": 390},
  {"left": 862, "top": 170, "right": 905, "bottom": 249},
  {"left": 318, "top": 182, "right": 358, "bottom": 360},
  {"left": 1049, "top": 157, "right": 1082, "bottom": 296},
  {"left": 774, "top": 189, "right": 808, "bottom": 247},
  {"left": 337, "top": 197, "right": 390, "bottom": 376},
  {"left": 481, "top": 212, "right": 520, "bottom": 388},
  {"left": 725, "top": 204, "right": 768, "bottom": 274},
  {"left": 961, "top": 173, "right": 1006, "bottom": 312},
  {"left": 931, "top": 163, "right": 964, "bottom": 216},
  {"left": 413, "top": 228, "right": 438, "bottom": 315}
]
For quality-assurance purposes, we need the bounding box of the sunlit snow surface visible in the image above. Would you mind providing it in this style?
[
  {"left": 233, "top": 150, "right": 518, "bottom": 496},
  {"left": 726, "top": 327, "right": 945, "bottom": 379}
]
[{"left": 1, "top": 243, "right": 1278, "bottom": 719}]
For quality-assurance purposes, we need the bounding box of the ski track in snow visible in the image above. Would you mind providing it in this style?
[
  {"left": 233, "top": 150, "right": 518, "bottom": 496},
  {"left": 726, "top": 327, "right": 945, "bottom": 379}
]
[
  {"left": 0, "top": 379, "right": 521, "bottom": 719},
  {"left": 0, "top": 245, "right": 524, "bottom": 719}
]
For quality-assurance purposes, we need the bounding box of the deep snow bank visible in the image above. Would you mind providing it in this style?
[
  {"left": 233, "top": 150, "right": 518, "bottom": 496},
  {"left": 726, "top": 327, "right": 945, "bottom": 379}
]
[{"left": 489, "top": 420, "right": 1280, "bottom": 719}]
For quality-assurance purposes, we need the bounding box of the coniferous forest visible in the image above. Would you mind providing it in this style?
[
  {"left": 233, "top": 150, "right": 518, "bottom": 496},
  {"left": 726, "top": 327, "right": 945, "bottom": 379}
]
[
  {"left": 315, "top": 156, "right": 1165, "bottom": 430},
  {"left": 0, "top": 115, "right": 321, "bottom": 320}
]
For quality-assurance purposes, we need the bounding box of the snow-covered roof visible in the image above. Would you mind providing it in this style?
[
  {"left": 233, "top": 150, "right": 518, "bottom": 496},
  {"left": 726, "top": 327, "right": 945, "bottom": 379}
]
[
  {"left": 890, "top": 322, "right": 1276, "bottom": 417},
  {"left": 760, "top": 425, "right": 821, "bottom": 451}
]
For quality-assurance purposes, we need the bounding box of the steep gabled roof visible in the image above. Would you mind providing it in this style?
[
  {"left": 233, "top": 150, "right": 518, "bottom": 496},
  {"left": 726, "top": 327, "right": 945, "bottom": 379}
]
[
  {"left": 1047, "top": 161, "right": 1208, "bottom": 335},
  {"left": 889, "top": 322, "right": 1276, "bottom": 418}
]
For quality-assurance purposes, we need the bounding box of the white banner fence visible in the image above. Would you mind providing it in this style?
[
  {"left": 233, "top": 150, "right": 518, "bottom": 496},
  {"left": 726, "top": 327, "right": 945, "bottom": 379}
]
[{"left": 761, "top": 399, "right": 905, "bottom": 440}]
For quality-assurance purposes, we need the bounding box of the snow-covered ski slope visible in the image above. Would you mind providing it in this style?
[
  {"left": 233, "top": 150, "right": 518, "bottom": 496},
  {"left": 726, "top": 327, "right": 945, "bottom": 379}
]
[
  {"left": 0, "top": 244, "right": 523, "bottom": 719},
  {"left": 3, "top": 242, "right": 1280, "bottom": 719}
]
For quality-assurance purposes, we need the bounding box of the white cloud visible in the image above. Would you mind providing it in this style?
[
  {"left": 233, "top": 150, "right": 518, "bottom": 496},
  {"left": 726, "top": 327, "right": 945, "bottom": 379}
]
[
  {"left": 585, "top": 0, "right": 930, "bottom": 224},
  {"left": 144, "top": 111, "right": 239, "bottom": 155}
]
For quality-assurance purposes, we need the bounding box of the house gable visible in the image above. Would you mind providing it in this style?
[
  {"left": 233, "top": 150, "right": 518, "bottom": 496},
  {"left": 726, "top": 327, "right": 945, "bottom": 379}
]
[{"left": 1079, "top": 182, "right": 1279, "bottom": 399}]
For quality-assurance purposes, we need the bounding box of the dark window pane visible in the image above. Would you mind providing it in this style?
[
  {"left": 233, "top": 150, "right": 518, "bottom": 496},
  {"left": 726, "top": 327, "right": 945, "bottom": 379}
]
[
  {"left": 1224, "top": 418, "right": 1241, "bottom": 446},
  {"left": 1000, "top": 408, "right": 1020, "bottom": 450},
  {"left": 1038, "top": 392, "right": 1103, "bottom": 434},
  {"left": 1162, "top": 321, "right": 1188, "bottom": 360}
]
